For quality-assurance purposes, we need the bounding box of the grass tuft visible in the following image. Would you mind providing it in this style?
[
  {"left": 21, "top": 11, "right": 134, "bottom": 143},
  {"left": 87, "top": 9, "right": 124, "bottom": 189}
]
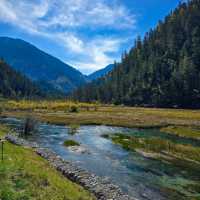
[{"left": 63, "top": 140, "right": 80, "bottom": 147}]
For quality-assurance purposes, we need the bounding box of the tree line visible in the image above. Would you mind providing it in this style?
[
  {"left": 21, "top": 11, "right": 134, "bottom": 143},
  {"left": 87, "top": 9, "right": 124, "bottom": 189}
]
[{"left": 71, "top": 0, "right": 200, "bottom": 108}]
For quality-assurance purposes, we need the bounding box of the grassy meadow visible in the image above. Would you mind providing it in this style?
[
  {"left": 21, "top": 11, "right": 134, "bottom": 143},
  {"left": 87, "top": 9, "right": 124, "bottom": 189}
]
[{"left": 1, "top": 99, "right": 200, "bottom": 140}]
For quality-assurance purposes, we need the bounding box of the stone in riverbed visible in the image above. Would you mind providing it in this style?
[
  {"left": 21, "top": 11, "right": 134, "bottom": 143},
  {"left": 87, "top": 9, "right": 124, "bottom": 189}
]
[{"left": 67, "top": 145, "right": 90, "bottom": 154}]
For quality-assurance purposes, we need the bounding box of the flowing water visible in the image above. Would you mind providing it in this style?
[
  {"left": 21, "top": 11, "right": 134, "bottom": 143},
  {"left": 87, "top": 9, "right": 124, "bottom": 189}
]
[{"left": 1, "top": 117, "right": 200, "bottom": 200}]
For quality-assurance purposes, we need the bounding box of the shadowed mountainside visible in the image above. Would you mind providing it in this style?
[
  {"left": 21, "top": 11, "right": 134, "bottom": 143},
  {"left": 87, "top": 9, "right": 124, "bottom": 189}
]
[
  {"left": 0, "top": 60, "right": 45, "bottom": 98},
  {"left": 0, "top": 37, "right": 87, "bottom": 93},
  {"left": 87, "top": 64, "right": 114, "bottom": 81}
]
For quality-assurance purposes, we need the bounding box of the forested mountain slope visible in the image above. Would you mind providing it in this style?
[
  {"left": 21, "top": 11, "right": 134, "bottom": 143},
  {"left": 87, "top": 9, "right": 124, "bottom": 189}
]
[
  {"left": 87, "top": 64, "right": 114, "bottom": 81},
  {"left": 0, "top": 60, "right": 45, "bottom": 98},
  {"left": 72, "top": 0, "right": 200, "bottom": 108},
  {"left": 0, "top": 37, "right": 87, "bottom": 93}
]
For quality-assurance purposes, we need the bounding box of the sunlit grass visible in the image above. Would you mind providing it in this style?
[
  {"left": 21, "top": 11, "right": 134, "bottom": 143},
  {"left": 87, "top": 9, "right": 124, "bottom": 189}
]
[
  {"left": 1, "top": 99, "right": 200, "bottom": 138},
  {"left": 1, "top": 99, "right": 99, "bottom": 112}
]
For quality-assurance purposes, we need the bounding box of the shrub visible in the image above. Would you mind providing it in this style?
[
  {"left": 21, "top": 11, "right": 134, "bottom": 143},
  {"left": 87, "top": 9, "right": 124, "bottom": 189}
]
[
  {"left": 69, "top": 105, "right": 79, "bottom": 113},
  {"left": 22, "top": 116, "right": 38, "bottom": 136}
]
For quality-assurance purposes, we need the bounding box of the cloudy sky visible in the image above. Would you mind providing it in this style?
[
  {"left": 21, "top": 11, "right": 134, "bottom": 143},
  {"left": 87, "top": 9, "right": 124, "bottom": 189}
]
[{"left": 0, "top": 0, "right": 181, "bottom": 74}]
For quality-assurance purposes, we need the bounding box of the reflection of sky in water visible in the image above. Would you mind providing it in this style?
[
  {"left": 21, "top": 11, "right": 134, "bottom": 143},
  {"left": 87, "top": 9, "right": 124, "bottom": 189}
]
[{"left": 1, "top": 117, "right": 199, "bottom": 200}]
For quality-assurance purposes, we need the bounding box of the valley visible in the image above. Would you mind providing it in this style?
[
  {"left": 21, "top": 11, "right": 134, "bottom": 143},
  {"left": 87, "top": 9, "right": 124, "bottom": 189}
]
[{"left": 0, "top": 0, "right": 200, "bottom": 199}]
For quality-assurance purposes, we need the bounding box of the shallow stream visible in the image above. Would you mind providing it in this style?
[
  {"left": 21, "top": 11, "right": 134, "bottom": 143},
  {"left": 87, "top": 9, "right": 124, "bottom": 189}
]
[{"left": 1, "top": 117, "right": 200, "bottom": 200}]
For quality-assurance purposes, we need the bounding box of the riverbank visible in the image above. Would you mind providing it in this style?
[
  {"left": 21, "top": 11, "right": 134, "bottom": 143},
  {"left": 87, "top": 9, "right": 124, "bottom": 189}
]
[
  {"left": 0, "top": 125, "right": 95, "bottom": 200},
  {"left": 5, "top": 134, "right": 135, "bottom": 200}
]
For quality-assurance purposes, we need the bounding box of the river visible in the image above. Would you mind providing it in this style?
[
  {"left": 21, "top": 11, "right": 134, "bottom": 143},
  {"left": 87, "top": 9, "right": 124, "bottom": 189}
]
[{"left": 1, "top": 117, "right": 199, "bottom": 200}]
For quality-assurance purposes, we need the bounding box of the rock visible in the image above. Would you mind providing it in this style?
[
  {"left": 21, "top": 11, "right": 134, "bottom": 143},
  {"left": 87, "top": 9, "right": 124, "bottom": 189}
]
[{"left": 67, "top": 145, "right": 90, "bottom": 154}]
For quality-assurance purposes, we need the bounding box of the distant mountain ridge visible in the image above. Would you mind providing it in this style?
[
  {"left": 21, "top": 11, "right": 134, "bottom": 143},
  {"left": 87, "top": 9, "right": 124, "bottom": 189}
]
[
  {"left": 0, "top": 37, "right": 87, "bottom": 93},
  {"left": 87, "top": 64, "right": 114, "bottom": 81},
  {"left": 0, "top": 60, "right": 45, "bottom": 98}
]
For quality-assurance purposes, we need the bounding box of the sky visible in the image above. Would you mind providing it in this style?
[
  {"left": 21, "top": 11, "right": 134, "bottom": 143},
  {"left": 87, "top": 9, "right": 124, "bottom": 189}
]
[{"left": 0, "top": 0, "right": 182, "bottom": 74}]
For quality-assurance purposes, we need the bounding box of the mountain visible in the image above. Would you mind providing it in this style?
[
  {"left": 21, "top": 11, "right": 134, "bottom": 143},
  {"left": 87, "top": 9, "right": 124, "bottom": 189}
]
[
  {"left": 0, "top": 59, "right": 45, "bottom": 98},
  {"left": 87, "top": 64, "right": 114, "bottom": 81},
  {"left": 72, "top": 0, "right": 200, "bottom": 108},
  {"left": 0, "top": 37, "right": 86, "bottom": 93}
]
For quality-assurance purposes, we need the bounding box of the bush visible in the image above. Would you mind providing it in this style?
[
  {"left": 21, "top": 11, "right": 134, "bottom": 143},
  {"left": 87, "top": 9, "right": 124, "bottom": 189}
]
[
  {"left": 69, "top": 105, "right": 79, "bottom": 113},
  {"left": 22, "top": 116, "right": 38, "bottom": 136}
]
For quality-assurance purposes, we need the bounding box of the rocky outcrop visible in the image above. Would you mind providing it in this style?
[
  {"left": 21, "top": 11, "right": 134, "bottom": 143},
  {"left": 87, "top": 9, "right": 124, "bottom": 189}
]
[{"left": 6, "top": 134, "right": 137, "bottom": 200}]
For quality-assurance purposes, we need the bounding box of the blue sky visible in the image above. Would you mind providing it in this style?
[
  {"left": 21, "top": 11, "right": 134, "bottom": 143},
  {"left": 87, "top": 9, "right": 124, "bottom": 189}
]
[{"left": 0, "top": 0, "right": 181, "bottom": 74}]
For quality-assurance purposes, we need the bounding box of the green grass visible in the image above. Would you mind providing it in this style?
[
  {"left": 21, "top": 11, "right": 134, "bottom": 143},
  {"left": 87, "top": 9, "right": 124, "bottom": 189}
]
[
  {"left": 63, "top": 140, "right": 80, "bottom": 147},
  {"left": 0, "top": 124, "right": 9, "bottom": 137},
  {"left": 161, "top": 126, "right": 200, "bottom": 140},
  {"left": 0, "top": 125, "right": 95, "bottom": 200},
  {"left": 108, "top": 133, "right": 200, "bottom": 163}
]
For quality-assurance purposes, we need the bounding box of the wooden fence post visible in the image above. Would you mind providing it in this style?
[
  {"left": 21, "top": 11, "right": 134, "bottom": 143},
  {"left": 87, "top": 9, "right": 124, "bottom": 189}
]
[{"left": 0, "top": 138, "right": 5, "bottom": 161}]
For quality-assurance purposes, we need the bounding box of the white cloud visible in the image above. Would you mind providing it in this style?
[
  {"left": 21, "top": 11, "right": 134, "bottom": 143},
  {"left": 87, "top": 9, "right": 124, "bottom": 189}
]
[
  {"left": 44, "top": 0, "right": 135, "bottom": 29},
  {"left": 58, "top": 33, "right": 84, "bottom": 53},
  {"left": 0, "top": 0, "right": 136, "bottom": 73},
  {"left": 68, "top": 37, "right": 125, "bottom": 74},
  {"left": 0, "top": 0, "right": 49, "bottom": 34},
  {"left": 0, "top": 1, "right": 17, "bottom": 22}
]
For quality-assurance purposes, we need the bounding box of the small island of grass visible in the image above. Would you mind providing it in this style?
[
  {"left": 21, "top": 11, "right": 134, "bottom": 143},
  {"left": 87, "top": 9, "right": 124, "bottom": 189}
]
[
  {"left": 106, "top": 133, "right": 200, "bottom": 164},
  {"left": 63, "top": 139, "right": 80, "bottom": 147},
  {"left": 161, "top": 126, "right": 200, "bottom": 140}
]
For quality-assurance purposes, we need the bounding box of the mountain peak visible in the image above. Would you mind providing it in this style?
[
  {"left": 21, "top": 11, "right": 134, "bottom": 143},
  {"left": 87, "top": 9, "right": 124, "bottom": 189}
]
[
  {"left": 88, "top": 64, "right": 114, "bottom": 81},
  {"left": 0, "top": 37, "right": 87, "bottom": 93}
]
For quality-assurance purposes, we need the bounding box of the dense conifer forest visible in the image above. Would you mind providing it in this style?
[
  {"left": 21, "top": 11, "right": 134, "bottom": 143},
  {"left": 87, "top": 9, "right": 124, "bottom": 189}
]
[
  {"left": 0, "top": 60, "right": 45, "bottom": 98},
  {"left": 72, "top": 0, "right": 200, "bottom": 108}
]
